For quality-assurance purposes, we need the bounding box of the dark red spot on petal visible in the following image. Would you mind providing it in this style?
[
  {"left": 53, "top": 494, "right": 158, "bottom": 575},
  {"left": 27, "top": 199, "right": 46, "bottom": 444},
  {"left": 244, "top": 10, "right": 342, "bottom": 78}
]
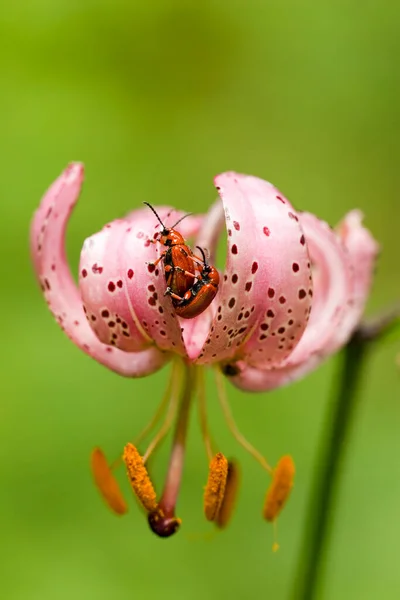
[
  {"left": 278, "top": 326, "right": 285, "bottom": 334},
  {"left": 231, "top": 244, "right": 238, "bottom": 255},
  {"left": 232, "top": 273, "right": 238, "bottom": 284},
  {"left": 245, "top": 282, "right": 252, "bottom": 292},
  {"left": 92, "top": 263, "right": 103, "bottom": 274},
  {"left": 108, "top": 321, "right": 116, "bottom": 328},
  {"left": 117, "top": 280, "right": 123, "bottom": 288},
  {"left": 292, "top": 263, "right": 300, "bottom": 273},
  {"left": 267, "top": 309, "right": 275, "bottom": 318},
  {"left": 298, "top": 289, "right": 307, "bottom": 299},
  {"left": 148, "top": 284, "right": 156, "bottom": 292},
  {"left": 127, "top": 269, "right": 134, "bottom": 279},
  {"left": 268, "top": 288, "right": 275, "bottom": 298},
  {"left": 276, "top": 196, "right": 285, "bottom": 203},
  {"left": 300, "top": 235, "right": 305, "bottom": 245},
  {"left": 101, "top": 309, "right": 109, "bottom": 318},
  {"left": 81, "top": 269, "right": 87, "bottom": 278},
  {"left": 233, "top": 221, "right": 240, "bottom": 231},
  {"left": 288, "top": 212, "right": 299, "bottom": 222},
  {"left": 263, "top": 226, "right": 270, "bottom": 236},
  {"left": 148, "top": 297, "right": 156, "bottom": 306},
  {"left": 148, "top": 264, "right": 155, "bottom": 273},
  {"left": 251, "top": 262, "right": 258, "bottom": 274},
  {"left": 228, "top": 298, "right": 236, "bottom": 309},
  {"left": 279, "top": 296, "right": 286, "bottom": 304},
  {"left": 261, "top": 323, "right": 269, "bottom": 331},
  {"left": 108, "top": 282, "right": 116, "bottom": 292}
]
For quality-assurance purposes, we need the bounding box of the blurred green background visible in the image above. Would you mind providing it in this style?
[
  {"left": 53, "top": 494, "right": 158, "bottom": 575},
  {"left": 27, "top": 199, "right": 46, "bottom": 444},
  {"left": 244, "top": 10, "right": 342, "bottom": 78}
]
[{"left": 1, "top": 1, "right": 399, "bottom": 598}]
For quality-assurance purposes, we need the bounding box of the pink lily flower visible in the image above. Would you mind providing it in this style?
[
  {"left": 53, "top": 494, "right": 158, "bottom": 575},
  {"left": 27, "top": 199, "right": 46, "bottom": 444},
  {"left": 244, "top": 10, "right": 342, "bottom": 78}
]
[{"left": 30, "top": 163, "right": 378, "bottom": 540}]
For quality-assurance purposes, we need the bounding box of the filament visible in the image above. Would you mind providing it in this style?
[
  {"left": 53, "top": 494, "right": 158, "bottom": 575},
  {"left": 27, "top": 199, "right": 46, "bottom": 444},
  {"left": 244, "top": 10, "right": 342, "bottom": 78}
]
[
  {"left": 214, "top": 367, "right": 273, "bottom": 475},
  {"left": 142, "top": 358, "right": 183, "bottom": 463},
  {"left": 196, "top": 367, "right": 214, "bottom": 461}
]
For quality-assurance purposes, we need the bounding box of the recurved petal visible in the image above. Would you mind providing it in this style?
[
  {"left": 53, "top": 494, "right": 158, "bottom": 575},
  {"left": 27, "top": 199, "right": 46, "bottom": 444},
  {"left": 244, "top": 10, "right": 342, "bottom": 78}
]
[
  {"left": 195, "top": 173, "right": 312, "bottom": 366},
  {"left": 330, "top": 210, "right": 379, "bottom": 351},
  {"left": 30, "top": 163, "right": 169, "bottom": 377},
  {"left": 224, "top": 357, "right": 320, "bottom": 392},
  {"left": 228, "top": 210, "right": 378, "bottom": 392},
  {"left": 79, "top": 206, "right": 187, "bottom": 355}
]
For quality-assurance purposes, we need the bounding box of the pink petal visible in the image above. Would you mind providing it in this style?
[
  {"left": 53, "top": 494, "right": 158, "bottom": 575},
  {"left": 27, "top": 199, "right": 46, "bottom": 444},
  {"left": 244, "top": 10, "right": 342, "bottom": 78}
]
[
  {"left": 226, "top": 211, "right": 378, "bottom": 392},
  {"left": 330, "top": 210, "right": 379, "bottom": 351},
  {"left": 280, "top": 212, "right": 353, "bottom": 366},
  {"left": 30, "top": 163, "right": 168, "bottom": 377},
  {"left": 80, "top": 206, "right": 189, "bottom": 355},
  {"left": 195, "top": 173, "right": 312, "bottom": 366},
  {"left": 223, "top": 360, "right": 318, "bottom": 392}
]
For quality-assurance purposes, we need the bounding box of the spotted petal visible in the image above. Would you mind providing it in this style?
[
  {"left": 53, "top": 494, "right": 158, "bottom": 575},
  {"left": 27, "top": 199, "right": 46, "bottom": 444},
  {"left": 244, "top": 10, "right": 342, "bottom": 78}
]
[
  {"left": 30, "top": 163, "right": 168, "bottom": 377},
  {"left": 79, "top": 206, "right": 189, "bottom": 355},
  {"left": 195, "top": 173, "right": 312, "bottom": 366},
  {"left": 226, "top": 210, "right": 378, "bottom": 392}
]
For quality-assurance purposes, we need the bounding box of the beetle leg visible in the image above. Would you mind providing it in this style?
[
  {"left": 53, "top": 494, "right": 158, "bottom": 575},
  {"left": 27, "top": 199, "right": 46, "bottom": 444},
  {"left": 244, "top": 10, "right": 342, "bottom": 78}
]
[
  {"left": 147, "top": 252, "right": 166, "bottom": 268},
  {"left": 173, "top": 267, "right": 198, "bottom": 280},
  {"left": 164, "top": 287, "right": 184, "bottom": 301}
]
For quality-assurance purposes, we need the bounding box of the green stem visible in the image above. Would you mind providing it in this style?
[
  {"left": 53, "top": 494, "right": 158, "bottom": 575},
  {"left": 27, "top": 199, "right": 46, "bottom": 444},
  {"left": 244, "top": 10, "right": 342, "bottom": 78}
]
[{"left": 293, "top": 305, "right": 399, "bottom": 600}]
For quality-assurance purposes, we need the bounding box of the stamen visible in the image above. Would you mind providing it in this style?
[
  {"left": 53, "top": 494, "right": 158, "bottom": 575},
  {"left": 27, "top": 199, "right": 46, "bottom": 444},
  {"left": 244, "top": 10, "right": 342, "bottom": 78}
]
[
  {"left": 204, "top": 453, "right": 229, "bottom": 521},
  {"left": 142, "top": 358, "right": 183, "bottom": 463},
  {"left": 215, "top": 460, "right": 240, "bottom": 529},
  {"left": 90, "top": 447, "right": 128, "bottom": 515},
  {"left": 197, "top": 368, "right": 214, "bottom": 460},
  {"left": 263, "top": 455, "right": 295, "bottom": 522},
  {"left": 214, "top": 368, "right": 273, "bottom": 475},
  {"left": 123, "top": 443, "right": 157, "bottom": 512}
]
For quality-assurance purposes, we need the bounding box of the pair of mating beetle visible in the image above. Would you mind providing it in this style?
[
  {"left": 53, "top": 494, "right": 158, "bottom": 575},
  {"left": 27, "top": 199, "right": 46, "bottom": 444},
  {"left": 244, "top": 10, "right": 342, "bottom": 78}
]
[{"left": 145, "top": 203, "right": 220, "bottom": 319}]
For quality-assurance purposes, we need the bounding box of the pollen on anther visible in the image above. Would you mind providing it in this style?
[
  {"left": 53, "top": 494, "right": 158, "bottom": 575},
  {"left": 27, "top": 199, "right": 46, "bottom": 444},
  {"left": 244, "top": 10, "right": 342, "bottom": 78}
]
[
  {"left": 91, "top": 447, "right": 128, "bottom": 515},
  {"left": 204, "top": 453, "right": 229, "bottom": 521},
  {"left": 263, "top": 455, "right": 295, "bottom": 522},
  {"left": 123, "top": 443, "right": 157, "bottom": 512}
]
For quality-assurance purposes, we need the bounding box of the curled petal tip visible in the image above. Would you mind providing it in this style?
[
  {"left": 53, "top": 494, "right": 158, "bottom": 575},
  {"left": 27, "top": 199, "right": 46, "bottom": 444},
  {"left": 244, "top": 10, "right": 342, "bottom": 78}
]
[{"left": 64, "top": 161, "right": 84, "bottom": 181}]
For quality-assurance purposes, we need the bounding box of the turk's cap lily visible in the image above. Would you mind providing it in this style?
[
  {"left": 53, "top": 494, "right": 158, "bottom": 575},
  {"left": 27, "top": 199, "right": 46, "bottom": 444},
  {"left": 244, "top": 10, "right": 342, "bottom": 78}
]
[
  {"left": 31, "top": 163, "right": 378, "bottom": 390},
  {"left": 31, "top": 164, "right": 378, "bottom": 541}
]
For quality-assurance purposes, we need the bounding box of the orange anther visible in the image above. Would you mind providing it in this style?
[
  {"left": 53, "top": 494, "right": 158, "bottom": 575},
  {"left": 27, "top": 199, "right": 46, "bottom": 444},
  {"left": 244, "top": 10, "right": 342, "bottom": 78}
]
[
  {"left": 263, "top": 455, "right": 295, "bottom": 522},
  {"left": 204, "top": 453, "right": 229, "bottom": 521},
  {"left": 215, "top": 460, "right": 240, "bottom": 529},
  {"left": 123, "top": 443, "right": 157, "bottom": 512},
  {"left": 90, "top": 447, "right": 128, "bottom": 515}
]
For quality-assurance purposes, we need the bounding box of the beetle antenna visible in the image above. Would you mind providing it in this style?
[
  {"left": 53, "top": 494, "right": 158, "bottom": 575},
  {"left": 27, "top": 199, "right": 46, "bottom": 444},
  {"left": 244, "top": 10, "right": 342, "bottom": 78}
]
[
  {"left": 143, "top": 202, "right": 166, "bottom": 229},
  {"left": 171, "top": 212, "right": 193, "bottom": 229},
  {"left": 196, "top": 246, "right": 208, "bottom": 266}
]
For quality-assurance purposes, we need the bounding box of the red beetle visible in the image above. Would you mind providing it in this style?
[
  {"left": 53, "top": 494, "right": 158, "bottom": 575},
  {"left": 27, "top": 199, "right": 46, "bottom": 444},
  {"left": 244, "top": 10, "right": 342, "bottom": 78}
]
[
  {"left": 144, "top": 202, "right": 200, "bottom": 297},
  {"left": 166, "top": 247, "right": 220, "bottom": 320}
]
